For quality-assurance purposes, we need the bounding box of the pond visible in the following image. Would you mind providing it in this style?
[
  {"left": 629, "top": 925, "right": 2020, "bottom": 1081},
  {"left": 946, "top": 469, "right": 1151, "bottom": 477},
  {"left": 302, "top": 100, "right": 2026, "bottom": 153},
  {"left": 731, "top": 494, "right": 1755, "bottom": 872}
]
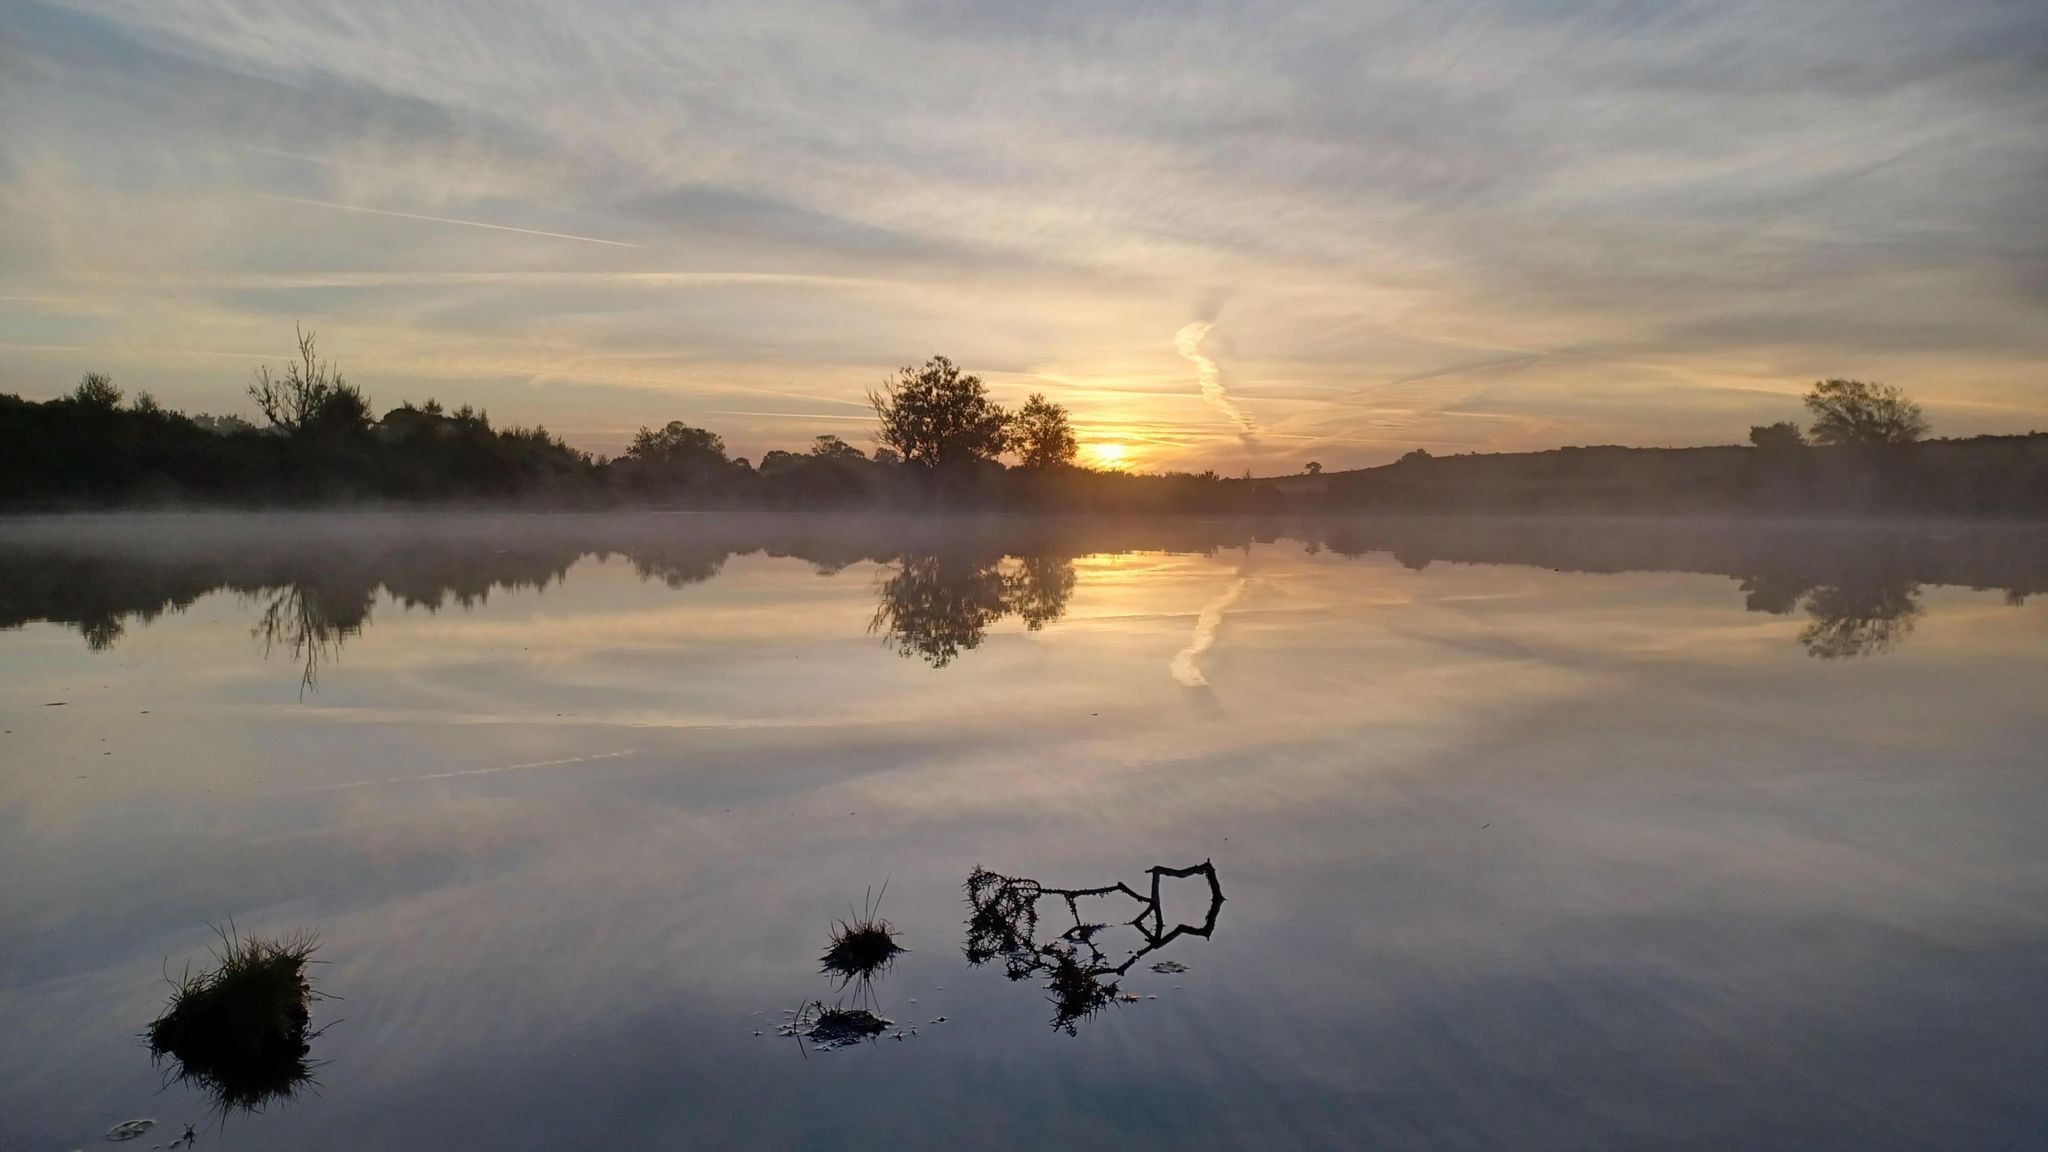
[{"left": 2, "top": 513, "right": 2045, "bottom": 1150}]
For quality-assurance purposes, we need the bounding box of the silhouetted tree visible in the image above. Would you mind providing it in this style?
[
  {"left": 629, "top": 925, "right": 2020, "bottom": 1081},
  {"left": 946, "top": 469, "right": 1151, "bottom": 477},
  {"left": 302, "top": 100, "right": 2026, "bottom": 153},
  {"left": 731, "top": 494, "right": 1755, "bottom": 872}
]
[
  {"left": 809, "top": 434, "right": 865, "bottom": 460},
  {"left": 71, "top": 371, "right": 123, "bottom": 410},
  {"left": 1304, "top": 460, "right": 1323, "bottom": 475},
  {"left": 248, "top": 326, "right": 371, "bottom": 436},
  {"left": 757, "top": 449, "right": 801, "bottom": 476},
  {"left": 1009, "top": 393, "right": 1077, "bottom": 469},
  {"left": 627, "top": 422, "right": 727, "bottom": 466},
  {"left": 1749, "top": 422, "right": 1806, "bottom": 450},
  {"left": 867, "top": 355, "right": 1009, "bottom": 469},
  {"left": 1804, "top": 378, "right": 1927, "bottom": 447}
]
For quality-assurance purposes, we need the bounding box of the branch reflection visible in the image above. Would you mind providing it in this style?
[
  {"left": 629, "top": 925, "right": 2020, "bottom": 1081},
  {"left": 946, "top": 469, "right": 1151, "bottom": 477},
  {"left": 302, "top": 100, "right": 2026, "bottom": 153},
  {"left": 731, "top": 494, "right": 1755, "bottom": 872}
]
[{"left": 964, "top": 861, "right": 1225, "bottom": 1034}]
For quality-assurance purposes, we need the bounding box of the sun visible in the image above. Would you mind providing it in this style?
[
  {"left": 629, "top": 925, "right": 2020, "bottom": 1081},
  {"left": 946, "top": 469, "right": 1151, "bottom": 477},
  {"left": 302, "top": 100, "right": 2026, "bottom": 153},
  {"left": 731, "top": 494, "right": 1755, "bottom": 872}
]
[{"left": 1085, "top": 441, "right": 1131, "bottom": 469}]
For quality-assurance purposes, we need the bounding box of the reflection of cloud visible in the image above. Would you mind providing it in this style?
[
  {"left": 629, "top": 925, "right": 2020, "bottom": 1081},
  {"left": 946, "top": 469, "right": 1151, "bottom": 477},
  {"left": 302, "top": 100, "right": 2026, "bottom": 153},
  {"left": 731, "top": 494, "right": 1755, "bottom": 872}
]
[
  {"left": 1174, "top": 322, "right": 1256, "bottom": 440},
  {"left": 1170, "top": 576, "right": 1251, "bottom": 687}
]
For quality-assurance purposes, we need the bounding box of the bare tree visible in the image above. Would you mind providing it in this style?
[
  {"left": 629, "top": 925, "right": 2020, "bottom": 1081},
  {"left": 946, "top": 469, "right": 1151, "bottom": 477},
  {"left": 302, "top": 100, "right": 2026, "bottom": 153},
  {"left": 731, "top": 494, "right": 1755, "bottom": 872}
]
[{"left": 248, "top": 326, "right": 370, "bottom": 435}]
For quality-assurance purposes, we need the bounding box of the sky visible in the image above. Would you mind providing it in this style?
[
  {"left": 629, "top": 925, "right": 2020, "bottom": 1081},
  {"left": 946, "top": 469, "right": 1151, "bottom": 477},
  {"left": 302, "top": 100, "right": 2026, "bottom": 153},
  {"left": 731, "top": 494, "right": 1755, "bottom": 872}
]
[{"left": 1, "top": 0, "right": 2044, "bottom": 472}]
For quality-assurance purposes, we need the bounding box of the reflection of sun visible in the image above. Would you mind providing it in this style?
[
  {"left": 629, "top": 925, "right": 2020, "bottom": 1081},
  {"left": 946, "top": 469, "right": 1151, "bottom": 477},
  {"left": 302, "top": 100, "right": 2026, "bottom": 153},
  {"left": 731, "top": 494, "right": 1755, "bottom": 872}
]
[{"left": 1085, "top": 441, "right": 1130, "bottom": 469}]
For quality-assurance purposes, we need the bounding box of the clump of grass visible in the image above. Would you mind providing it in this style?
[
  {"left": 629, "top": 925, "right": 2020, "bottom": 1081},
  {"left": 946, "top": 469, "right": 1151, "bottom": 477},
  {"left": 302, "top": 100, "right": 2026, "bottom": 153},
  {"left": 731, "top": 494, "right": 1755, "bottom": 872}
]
[
  {"left": 146, "top": 925, "right": 325, "bottom": 1115},
  {"left": 819, "top": 883, "right": 906, "bottom": 987}
]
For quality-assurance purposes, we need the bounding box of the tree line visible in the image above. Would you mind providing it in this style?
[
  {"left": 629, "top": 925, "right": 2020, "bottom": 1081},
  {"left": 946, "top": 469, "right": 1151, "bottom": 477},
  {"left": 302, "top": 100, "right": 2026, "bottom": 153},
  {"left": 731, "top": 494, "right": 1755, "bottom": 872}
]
[{"left": 3, "top": 327, "right": 2042, "bottom": 514}]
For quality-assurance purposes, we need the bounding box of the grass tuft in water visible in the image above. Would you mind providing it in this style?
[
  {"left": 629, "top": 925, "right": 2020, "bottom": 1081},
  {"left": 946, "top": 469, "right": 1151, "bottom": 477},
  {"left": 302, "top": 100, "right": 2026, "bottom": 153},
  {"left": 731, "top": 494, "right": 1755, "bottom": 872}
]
[
  {"left": 146, "top": 925, "right": 325, "bottom": 1115},
  {"left": 819, "top": 882, "right": 907, "bottom": 986}
]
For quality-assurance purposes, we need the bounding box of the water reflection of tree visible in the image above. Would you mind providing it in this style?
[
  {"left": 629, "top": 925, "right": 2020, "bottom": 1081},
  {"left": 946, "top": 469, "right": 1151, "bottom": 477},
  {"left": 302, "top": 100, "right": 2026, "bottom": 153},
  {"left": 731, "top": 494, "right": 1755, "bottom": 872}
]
[
  {"left": 252, "top": 584, "right": 372, "bottom": 691},
  {"left": 1739, "top": 570, "right": 1924, "bottom": 659},
  {"left": 964, "top": 861, "right": 1224, "bottom": 1034},
  {"left": 12, "top": 518, "right": 2044, "bottom": 677},
  {"left": 869, "top": 553, "right": 1076, "bottom": 668},
  {"left": 1796, "top": 579, "right": 1923, "bottom": 659}
]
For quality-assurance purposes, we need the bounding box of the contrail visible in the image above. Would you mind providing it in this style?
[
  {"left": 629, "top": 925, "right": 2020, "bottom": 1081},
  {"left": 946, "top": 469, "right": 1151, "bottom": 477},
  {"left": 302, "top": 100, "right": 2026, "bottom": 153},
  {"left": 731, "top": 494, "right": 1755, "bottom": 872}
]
[
  {"left": 1170, "top": 576, "right": 1252, "bottom": 687},
  {"left": 260, "top": 194, "right": 642, "bottom": 248},
  {"left": 1174, "top": 321, "right": 1255, "bottom": 438}
]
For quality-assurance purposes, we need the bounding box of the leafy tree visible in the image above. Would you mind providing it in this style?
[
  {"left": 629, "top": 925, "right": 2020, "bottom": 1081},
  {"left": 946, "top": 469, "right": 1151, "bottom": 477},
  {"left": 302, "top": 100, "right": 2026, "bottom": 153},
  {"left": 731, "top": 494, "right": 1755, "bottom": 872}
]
[
  {"left": 71, "top": 372, "right": 123, "bottom": 410},
  {"left": 627, "top": 421, "right": 727, "bottom": 466},
  {"left": 190, "top": 412, "right": 256, "bottom": 436},
  {"left": 1009, "top": 393, "right": 1077, "bottom": 469},
  {"left": 1749, "top": 421, "right": 1807, "bottom": 450},
  {"left": 1303, "top": 461, "right": 1323, "bottom": 475},
  {"left": 1803, "top": 378, "right": 1927, "bottom": 447},
  {"left": 809, "top": 434, "right": 865, "bottom": 460},
  {"left": 867, "top": 355, "right": 1009, "bottom": 469},
  {"left": 248, "top": 326, "right": 371, "bottom": 436},
  {"left": 1397, "top": 448, "right": 1432, "bottom": 464}
]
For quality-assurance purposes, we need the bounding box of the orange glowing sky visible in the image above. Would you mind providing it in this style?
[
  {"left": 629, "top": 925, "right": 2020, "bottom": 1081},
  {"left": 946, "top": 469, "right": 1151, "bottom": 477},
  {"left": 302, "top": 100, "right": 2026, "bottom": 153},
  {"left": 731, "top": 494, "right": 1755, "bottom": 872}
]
[{"left": 2, "top": 0, "right": 2044, "bottom": 472}]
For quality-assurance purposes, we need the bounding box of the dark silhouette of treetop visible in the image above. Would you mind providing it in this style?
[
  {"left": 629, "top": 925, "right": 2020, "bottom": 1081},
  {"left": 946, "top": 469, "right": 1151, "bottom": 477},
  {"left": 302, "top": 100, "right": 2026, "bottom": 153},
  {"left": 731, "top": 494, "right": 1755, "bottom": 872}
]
[
  {"left": 1803, "top": 378, "right": 1927, "bottom": 447},
  {"left": 867, "top": 355, "right": 1010, "bottom": 469},
  {"left": 1749, "top": 421, "right": 1806, "bottom": 450},
  {"left": 1010, "top": 393, "right": 1078, "bottom": 469},
  {"left": 628, "top": 421, "right": 727, "bottom": 465},
  {"left": 249, "top": 326, "right": 371, "bottom": 437},
  {"left": 809, "top": 434, "right": 866, "bottom": 460},
  {"left": 71, "top": 371, "right": 123, "bottom": 410}
]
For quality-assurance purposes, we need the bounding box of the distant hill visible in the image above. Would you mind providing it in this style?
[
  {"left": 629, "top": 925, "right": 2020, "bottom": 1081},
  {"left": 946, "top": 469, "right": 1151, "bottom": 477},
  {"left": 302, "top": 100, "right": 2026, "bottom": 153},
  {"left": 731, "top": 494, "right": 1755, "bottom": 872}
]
[{"left": 1280, "top": 435, "right": 2048, "bottom": 517}]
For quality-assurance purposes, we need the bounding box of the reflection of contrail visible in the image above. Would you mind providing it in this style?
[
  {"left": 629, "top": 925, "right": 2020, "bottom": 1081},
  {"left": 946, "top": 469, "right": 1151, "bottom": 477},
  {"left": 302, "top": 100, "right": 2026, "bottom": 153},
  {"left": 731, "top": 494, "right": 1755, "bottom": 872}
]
[
  {"left": 292, "top": 749, "right": 638, "bottom": 793},
  {"left": 1171, "top": 577, "right": 1252, "bottom": 687},
  {"left": 260, "top": 194, "right": 643, "bottom": 248},
  {"left": 1174, "top": 321, "right": 1255, "bottom": 438}
]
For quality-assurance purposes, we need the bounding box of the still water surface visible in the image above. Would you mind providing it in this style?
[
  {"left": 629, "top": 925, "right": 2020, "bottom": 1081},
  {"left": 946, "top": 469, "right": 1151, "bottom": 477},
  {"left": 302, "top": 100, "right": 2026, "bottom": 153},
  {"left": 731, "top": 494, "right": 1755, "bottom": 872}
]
[{"left": 2, "top": 513, "right": 2045, "bottom": 1150}]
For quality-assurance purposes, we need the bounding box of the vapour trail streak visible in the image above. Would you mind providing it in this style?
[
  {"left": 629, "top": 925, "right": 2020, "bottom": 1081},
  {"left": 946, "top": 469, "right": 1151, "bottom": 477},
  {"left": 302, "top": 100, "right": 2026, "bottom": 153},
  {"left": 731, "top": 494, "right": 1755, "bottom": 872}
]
[
  {"left": 260, "top": 194, "right": 643, "bottom": 248},
  {"left": 1174, "top": 321, "right": 1256, "bottom": 438}
]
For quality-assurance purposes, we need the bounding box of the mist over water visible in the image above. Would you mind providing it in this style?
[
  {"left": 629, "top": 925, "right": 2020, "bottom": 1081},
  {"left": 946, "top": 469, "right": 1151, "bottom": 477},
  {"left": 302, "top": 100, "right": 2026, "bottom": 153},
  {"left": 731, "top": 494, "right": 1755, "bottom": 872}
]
[{"left": 3, "top": 513, "right": 2046, "bottom": 1150}]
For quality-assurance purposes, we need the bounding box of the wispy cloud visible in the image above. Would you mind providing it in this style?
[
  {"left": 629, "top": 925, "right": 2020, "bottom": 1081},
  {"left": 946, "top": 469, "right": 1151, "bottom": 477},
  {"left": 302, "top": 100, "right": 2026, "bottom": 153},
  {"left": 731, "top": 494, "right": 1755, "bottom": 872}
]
[{"left": 1, "top": 0, "right": 2043, "bottom": 465}]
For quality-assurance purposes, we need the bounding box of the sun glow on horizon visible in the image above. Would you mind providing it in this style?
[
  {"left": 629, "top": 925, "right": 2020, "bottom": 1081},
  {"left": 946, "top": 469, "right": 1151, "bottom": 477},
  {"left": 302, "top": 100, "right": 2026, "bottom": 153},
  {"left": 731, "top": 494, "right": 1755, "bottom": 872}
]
[{"left": 1085, "top": 441, "right": 1132, "bottom": 469}]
